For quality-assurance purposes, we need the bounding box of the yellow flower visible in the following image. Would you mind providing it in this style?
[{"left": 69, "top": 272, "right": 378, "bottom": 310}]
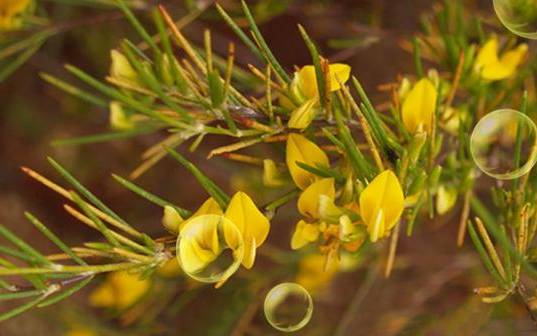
[
  {"left": 0, "top": 0, "right": 32, "bottom": 30},
  {"left": 286, "top": 133, "right": 329, "bottom": 190},
  {"left": 359, "top": 170, "right": 404, "bottom": 242},
  {"left": 474, "top": 37, "right": 528, "bottom": 81},
  {"left": 177, "top": 192, "right": 269, "bottom": 277},
  {"left": 89, "top": 271, "right": 150, "bottom": 310},
  {"left": 296, "top": 64, "right": 351, "bottom": 99},
  {"left": 401, "top": 78, "right": 437, "bottom": 134},
  {"left": 224, "top": 192, "right": 270, "bottom": 269},
  {"left": 291, "top": 220, "right": 320, "bottom": 250},
  {"left": 288, "top": 64, "right": 351, "bottom": 130}
]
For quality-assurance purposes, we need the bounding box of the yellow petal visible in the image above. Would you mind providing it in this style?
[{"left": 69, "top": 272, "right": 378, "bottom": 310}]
[
  {"left": 0, "top": 0, "right": 32, "bottom": 30},
  {"left": 475, "top": 38, "right": 500, "bottom": 70},
  {"left": 368, "top": 209, "right": 385, "bottom": 242},
  {"left": 327, "top": 63, "right": 351, "bottom": 92},
  {"left": 339, "top": 215, "right": 366, "bottom": 243},
  {"left": 109, "top": 271, "right": 151, "bottom": 309},
  {"left": 499, "top": 44, "right": 528, "bottom": 70},
  {"left": 401, "top": 78, "right": 437, "bottom": 134},
  {"left": 90, "top": 271, "right": 150, "bottom": 309},
  {"left": 436, "top": 185, "right": 458, "bottom": 215},
  {"left": 179, "top": 215, "right": 223, "bottom": 273},
  {"left": 288, "top": 98, "right": 318, "bottom": 130},
  {"left": 297, "top": 63, "right": 351, "bottom": 99},
  {"left": 475, "top": 37, "right": 528, "bottom": 81},
  {"left": 359, "top": 170, "right": 404, "bottom": 241},
  {"left": 179, "top": 236, "right": 218, "bottom": 274},
  {"left": 286, "top": 133, "right": 329, "bottom": 189},
  {"left": 241, "top": 237, "right": 257, "bottom": 269},
  {"left": 162, "top": 205, "right": 184, "bottom": 234},
  {"left": 318, "top": 194, "right": 344, "bottom": 222},
  {"left": 225, "top": 192, "right": 270, "bottom": 268},
  {"left": 295, "top": 254, "right": 338, "bottom": 293},
  {"left": 263, "top": 159, "right": 287, "bottom": 187},
  {"left": 192, "top": 197, "right": 223, "bottom": 217},
  {"left": 222, "top": 217, "right": 242, "bottom": 251},
  {"left": 110, "top": 49, "right": 138, "bottom": 83},
  {"left": 89, "top": 282, "right": 115, "bottom": 308},
  {"left": 109, "top": 101, "right": 134, "bottom": 130},
  {"left": 291, "top": 220, "right": 320, "bottom": 249},
  {"left": 297, "top": 65, "right": 319, "bottom": 99},
  {"left": 157, "top": 258, "right": 182, "bottom": 278},
  {"left": 297, "top": 178, "right": 335, "bottom": 218}
]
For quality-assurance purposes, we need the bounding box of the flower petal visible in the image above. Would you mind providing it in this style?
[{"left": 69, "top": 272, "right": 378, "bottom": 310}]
[
  {"left": 225, "top": 192, "right": 270, "bottom": 268},
  {"left": 192, "top": 197, "right": 223, "bottom": 217},
  {"left": 297, "top": 65, "right": 318, "bottom": 99},
  {"left": 436, "top": 185, "right": 458, "bottom": 215},
  {"left": 179, "top": 236, "right": 217, "bottom": 274},
  {"left": 241, "top": 237, "right": 257, "bottom": 269},
  {"left": 288, "top": 98, "right": 318, "bottom": 130},
  {"left": 291, "top": 220, "right": 320, "bottom": 250},
  {"left": 263, "top": 159, "right": 288, "bottom": 187},
  {"left": 327, "top": 63, "right": 351, "bottom": 92},
  {"left": 359, "top": 170, "right": 404, "bottom": 241},
  {"left": 162, "top": 205, "right": 183, "bottom": 234},
  {"left": 286, "top": 133, "right": 329, "bottom": 189},
  {"left": 401, "top": 78, "right": 437, "bottom": 134},
  {"left": 297, "top": 178, "right": 335, "bottom": 218}
]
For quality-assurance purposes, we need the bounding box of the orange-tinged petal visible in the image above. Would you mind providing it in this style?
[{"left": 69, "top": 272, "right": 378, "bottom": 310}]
[
  {"left": 401, "top": 78, "right": 437, "bottom": 134},
  {"left": 286, "top": 133, "right": 329, "bottom": 189},
  {"left": 359, "top": 170, "right": 404, "bottom": 241},
  {"left": 297, "top": 178, "right": 335, "bottom": 218}
]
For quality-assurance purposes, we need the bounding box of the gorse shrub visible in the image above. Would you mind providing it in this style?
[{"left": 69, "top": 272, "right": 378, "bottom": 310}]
[{"left": 1, "top": 0, "right": 537, "bottom": 333}]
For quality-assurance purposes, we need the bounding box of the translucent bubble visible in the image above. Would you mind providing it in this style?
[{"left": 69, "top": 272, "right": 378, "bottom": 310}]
[
  {"left": 264, "top": 282, "right": 313, "bottom": 332},
  {"left": 176, "top": 214, "right": 244, "bottom": 283},
  {"left": 470, "top": 109, "right": 537, "bottom": 180},
  {"left": 493, "top": 0, "right": 537, "bottom": 39}
]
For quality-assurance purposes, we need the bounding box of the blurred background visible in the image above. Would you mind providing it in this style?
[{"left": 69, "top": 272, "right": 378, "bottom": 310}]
[{"left": 1, "top": 0, "right": 535, "bottom": 335}]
